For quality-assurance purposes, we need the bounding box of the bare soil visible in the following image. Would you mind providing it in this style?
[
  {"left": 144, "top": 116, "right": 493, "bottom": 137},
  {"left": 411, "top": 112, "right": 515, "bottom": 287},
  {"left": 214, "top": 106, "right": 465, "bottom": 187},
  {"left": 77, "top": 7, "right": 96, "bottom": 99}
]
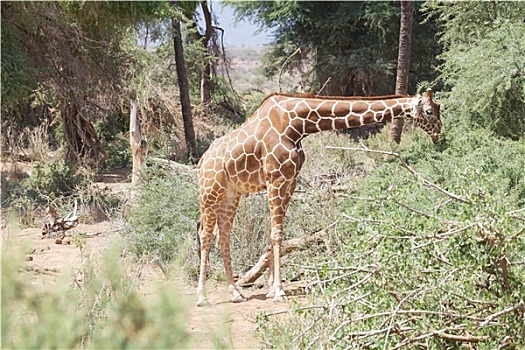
[{"left": 7, "top": 222, "right": 304, "bottom": 349}]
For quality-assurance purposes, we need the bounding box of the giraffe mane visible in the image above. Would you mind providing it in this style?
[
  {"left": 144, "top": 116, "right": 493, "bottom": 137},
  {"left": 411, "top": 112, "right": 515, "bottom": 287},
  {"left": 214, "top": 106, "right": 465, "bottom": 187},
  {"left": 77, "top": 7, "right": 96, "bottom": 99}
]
[{"left": 259, "top": 92, "right": 411, "bottom": 107}]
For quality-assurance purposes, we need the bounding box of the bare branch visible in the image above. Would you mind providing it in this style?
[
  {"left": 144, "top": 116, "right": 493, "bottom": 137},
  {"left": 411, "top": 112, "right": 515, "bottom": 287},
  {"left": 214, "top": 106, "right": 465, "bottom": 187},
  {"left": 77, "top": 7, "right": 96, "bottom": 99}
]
[
  {"left": 479, "top": 303, "right": 525, "bottom": 327},
  {"left": 277, "top": 48, "right": 301, "bottom": 93},
  {"left": 317, "top": 77, "right": 332, "bottom": 95}
]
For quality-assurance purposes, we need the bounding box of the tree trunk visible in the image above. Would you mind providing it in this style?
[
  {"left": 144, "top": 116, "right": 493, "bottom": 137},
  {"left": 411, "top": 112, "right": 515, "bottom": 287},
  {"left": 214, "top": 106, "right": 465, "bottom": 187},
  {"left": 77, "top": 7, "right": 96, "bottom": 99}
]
[
  {"left": 200, "top": 1, "right": 212, "bottom": 106},
  {"left": 129, "top": 100, "right": 148, "bottom": 186},
  {"left": 389, "top": 0, "right": 414, "bottom": 144},
  {"left": 62, "top": 102, "right": 107, "bottom": 168},
  {"left": 172, "top": 17, "right": 199, "bottom": 163}
]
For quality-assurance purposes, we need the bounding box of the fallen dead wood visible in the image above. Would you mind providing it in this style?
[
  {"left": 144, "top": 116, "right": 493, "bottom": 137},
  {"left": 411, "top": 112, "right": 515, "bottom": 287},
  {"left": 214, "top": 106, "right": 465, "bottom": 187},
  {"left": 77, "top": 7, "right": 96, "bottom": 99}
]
[
  {"left": 236, "top": 230, "right": 329, "bottom": 286},
  {"left": 41, "top": 201, "right": 79, "bottom": 241}
]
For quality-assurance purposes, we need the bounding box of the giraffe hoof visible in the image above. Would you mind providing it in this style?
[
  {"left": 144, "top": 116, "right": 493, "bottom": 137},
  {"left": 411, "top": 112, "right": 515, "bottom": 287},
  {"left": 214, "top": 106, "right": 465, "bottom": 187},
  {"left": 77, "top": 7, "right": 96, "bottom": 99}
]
[
  {"left": 272, "top": 291, "right": 286, "bottom": 303},
  {"left": 196, "top": 298, "right": 210, "bottom": 307},
  {"left": 232, "top": 294, "right": 247, "bottom": 303},
  {"left": 272, "top": 295, "right": 286, "bottom": 303}
]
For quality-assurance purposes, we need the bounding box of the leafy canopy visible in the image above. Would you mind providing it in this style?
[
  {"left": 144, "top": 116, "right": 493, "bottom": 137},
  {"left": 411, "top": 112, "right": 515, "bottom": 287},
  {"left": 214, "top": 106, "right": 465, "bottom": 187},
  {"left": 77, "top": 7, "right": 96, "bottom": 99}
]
[
  {"left": 229, "top": 1, "right": 441, "bottom": 96},
  {"left": 428, "top": 1, "right": 525, "bottom": 139}
]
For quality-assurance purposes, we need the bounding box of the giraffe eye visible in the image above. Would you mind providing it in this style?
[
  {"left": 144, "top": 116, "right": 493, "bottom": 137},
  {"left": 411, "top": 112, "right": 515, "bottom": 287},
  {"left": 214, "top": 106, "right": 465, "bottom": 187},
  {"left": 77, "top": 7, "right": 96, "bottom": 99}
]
[{"left": 425, "top": 109, "right": 433, "bottom": 116}]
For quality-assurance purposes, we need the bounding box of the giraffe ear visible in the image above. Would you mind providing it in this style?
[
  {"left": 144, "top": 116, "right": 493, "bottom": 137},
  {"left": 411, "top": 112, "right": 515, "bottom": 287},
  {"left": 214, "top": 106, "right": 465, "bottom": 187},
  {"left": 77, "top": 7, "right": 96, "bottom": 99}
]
[{"left": 425, "top": 88, "right": 433, "bottom": 100}]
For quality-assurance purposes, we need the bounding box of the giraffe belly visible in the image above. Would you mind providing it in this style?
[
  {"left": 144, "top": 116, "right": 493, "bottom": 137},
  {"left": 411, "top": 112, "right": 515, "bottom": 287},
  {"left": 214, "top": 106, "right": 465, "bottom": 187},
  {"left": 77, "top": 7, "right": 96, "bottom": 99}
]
[
  {"left": 222, "top": 146, "right": 267, "bottom": 194},
  {"left": 227, "top": 172, "right": 266, "bottom": 194}
]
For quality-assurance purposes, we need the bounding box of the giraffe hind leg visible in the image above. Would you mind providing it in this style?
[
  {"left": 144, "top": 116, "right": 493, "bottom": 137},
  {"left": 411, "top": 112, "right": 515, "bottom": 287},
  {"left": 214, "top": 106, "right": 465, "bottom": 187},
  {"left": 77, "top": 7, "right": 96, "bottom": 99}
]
[
  {"left": 196, "top": 214, "right": 216, "bottom": 306},
  {"left": 266, "top": 249, "right": 275, "bottom": 298},
  {"left": 196, "top": 219, "right": 201, "bottom": 265},
  {"left": 217, "top": 192, "right": 246, "bottom": 303}
]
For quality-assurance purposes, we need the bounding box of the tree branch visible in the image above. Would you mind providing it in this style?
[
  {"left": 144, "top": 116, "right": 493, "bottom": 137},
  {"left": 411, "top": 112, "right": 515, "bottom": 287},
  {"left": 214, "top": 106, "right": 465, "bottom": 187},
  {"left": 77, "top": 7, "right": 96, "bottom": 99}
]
[
  {"left": 236, "top": 229, "right": 330, "bottom": 286},
  {"left": 479, "top": 303, "right": 525, "bottom": 327}
]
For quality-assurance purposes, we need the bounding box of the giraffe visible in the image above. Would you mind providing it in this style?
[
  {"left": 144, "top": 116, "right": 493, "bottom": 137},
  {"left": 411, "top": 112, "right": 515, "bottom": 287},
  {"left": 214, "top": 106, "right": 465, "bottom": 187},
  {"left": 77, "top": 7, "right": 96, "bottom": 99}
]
[{"left": 196, "top": 89, "right": 441, "bottom": 306}]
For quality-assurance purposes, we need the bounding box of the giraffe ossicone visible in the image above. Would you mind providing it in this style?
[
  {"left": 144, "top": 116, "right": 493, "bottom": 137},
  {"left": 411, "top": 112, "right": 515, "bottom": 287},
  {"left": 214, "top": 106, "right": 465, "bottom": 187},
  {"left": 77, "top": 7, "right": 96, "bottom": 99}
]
[{"left": 196, "top": 90, "right": 442, "bottom": 306}]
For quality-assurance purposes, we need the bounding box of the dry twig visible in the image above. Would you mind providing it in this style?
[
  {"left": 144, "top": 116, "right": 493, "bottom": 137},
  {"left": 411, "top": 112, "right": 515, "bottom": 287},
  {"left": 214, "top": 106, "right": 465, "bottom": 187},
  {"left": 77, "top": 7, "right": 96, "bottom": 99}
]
[
  {"left": 479, "top": 303, "right": 525, "bottom": 327},
  {"left": 277, "top": 48, "right": 301, "bottom": 92}
]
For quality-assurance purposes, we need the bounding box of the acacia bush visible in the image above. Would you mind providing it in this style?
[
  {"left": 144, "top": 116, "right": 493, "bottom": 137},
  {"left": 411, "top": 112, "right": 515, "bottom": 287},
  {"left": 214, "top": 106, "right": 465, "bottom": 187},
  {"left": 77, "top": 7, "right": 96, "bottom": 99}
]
[
  {"left": 429, "top": 1, "right": 525, "bottom": 139},
  {"left": 256, "top": 119, "right": 525, "bottom": 349},
  {"left": 122, "top": 166, "right": 200, "bottom": 276}
]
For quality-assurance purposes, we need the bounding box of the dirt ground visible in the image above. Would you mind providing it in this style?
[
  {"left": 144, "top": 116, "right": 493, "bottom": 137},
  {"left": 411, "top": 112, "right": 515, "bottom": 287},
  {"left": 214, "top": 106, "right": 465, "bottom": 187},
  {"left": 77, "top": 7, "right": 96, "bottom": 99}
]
[
  {"left": 7, "top": 222, "right": 305, "bottom": 349},
  {"left": 2, "top": 164, "right": 306, "bottom": 349}
]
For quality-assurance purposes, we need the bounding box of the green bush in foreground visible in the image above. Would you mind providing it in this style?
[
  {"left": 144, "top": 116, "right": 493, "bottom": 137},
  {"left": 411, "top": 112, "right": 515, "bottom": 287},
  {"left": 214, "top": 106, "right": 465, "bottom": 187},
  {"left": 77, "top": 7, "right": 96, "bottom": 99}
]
[
  {"left": 1, "top": 242, "right": 188, "bottom": 349},
  {"left": 256, "top": 122, "right": 525, "bottom": 349},
  {"left": 123, "top": 166, "right": 199, "bottom": 275}
]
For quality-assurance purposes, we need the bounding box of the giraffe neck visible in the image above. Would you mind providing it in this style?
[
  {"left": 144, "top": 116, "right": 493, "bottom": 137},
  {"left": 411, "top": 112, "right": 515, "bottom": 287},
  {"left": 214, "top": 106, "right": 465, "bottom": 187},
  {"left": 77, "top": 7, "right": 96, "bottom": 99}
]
[{"left": 270, "top": 95, "right": 416, "bottom": 139}]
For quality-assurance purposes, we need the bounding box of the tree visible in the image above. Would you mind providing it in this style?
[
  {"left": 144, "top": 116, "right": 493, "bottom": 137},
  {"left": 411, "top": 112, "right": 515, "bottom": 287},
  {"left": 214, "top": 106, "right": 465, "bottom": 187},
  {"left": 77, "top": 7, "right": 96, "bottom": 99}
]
[
  {"left": 390, "top": 0, "right": 414, "bottom": 144},
  {"left": 1, "top": 1, "right": 165, "bottom": 168},
  {"left": 430, "top": 1, "right": 525, "bottom": 139},
  {"left": 230, "top": 1, "right": 440, "bottom": 97},
  {"left": 172, "top": 10, "right": 199, "bottom": 162}
]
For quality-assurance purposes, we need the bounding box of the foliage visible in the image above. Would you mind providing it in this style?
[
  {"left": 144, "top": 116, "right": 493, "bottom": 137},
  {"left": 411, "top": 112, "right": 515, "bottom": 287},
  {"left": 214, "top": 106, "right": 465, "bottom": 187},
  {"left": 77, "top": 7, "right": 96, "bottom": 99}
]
[
  {"left": 1, "top": 0, "right": 244, "bottom": 169},
  {"left": 255, "top": 118, "right": 525, "bottom": 348},
  {"left": 428, "top": 1, "right": 525, "bottom": 139},
  {"left": 122, "top": 165, "right": 200, "bottom": 273},
  {"left": 0, "top": 1, "right": 175, "bottom": 167},
  {"left": 229, "top": 1, "right": 442, "bottom": 96},
  {"left": 94, "top": 117, "right": 131, "bottom": 169},
  {"left": 1, "top": 242, "right": 188, "bottom": 349},
  {"left": 0, "top": 11, "right": 37, "bottom": 110},
  {"left": 21, "top": 160, "right": 79, "bottom": 200}
]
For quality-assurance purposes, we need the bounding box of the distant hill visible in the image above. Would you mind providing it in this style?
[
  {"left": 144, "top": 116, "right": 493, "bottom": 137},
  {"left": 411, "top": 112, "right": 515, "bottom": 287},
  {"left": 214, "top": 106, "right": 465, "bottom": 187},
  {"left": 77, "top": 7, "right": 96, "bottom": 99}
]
[
  {"left": 221, "top": 46, "right": 306, "bottom": 97},
  {"left": 221, "top": 46, "right": 274, "bottom": 94}
]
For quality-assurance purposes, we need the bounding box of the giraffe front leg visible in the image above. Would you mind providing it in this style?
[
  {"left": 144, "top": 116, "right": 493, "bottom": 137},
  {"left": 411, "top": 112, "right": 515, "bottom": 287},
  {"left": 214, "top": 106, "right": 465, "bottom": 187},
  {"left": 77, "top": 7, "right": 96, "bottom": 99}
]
[
  {"left": 267, "top": 179, "right": 296, "bottom": 303},
  {"left": 269, "top": 226, "right": 286, "bottom": 302}
]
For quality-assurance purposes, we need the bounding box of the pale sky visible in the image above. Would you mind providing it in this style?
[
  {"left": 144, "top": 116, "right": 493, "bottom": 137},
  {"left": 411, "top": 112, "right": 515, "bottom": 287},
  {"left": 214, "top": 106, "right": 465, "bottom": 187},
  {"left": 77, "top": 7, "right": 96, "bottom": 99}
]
[{"left": 200, "top": 2, "right": 273, "bottom": 47}]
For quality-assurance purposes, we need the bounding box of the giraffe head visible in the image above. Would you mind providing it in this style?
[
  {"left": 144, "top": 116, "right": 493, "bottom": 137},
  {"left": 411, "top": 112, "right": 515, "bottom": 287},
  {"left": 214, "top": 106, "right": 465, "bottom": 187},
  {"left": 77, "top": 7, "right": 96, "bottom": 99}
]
[{"left": 411, "top": 89, "right": 442, "bottom": 143}]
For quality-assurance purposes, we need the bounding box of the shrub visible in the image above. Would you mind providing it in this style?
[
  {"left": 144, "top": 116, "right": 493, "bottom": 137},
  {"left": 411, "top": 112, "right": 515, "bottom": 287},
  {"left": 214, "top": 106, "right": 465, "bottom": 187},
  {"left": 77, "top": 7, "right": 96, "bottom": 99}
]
[
  {"left": 6, "top": 158, "right": 123, "bottom": 226},
  {"left": 122, "top": 165, "right": 199, "bottom": 274},
  {"left": 1, "top": 242, "right": 188, "bottom": 349},
  {"left": 256, "top": 119, "right": 525, "bottom": 348},
  {"left": 22, "top": 159, "right": 78, "bottom": 199}
]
